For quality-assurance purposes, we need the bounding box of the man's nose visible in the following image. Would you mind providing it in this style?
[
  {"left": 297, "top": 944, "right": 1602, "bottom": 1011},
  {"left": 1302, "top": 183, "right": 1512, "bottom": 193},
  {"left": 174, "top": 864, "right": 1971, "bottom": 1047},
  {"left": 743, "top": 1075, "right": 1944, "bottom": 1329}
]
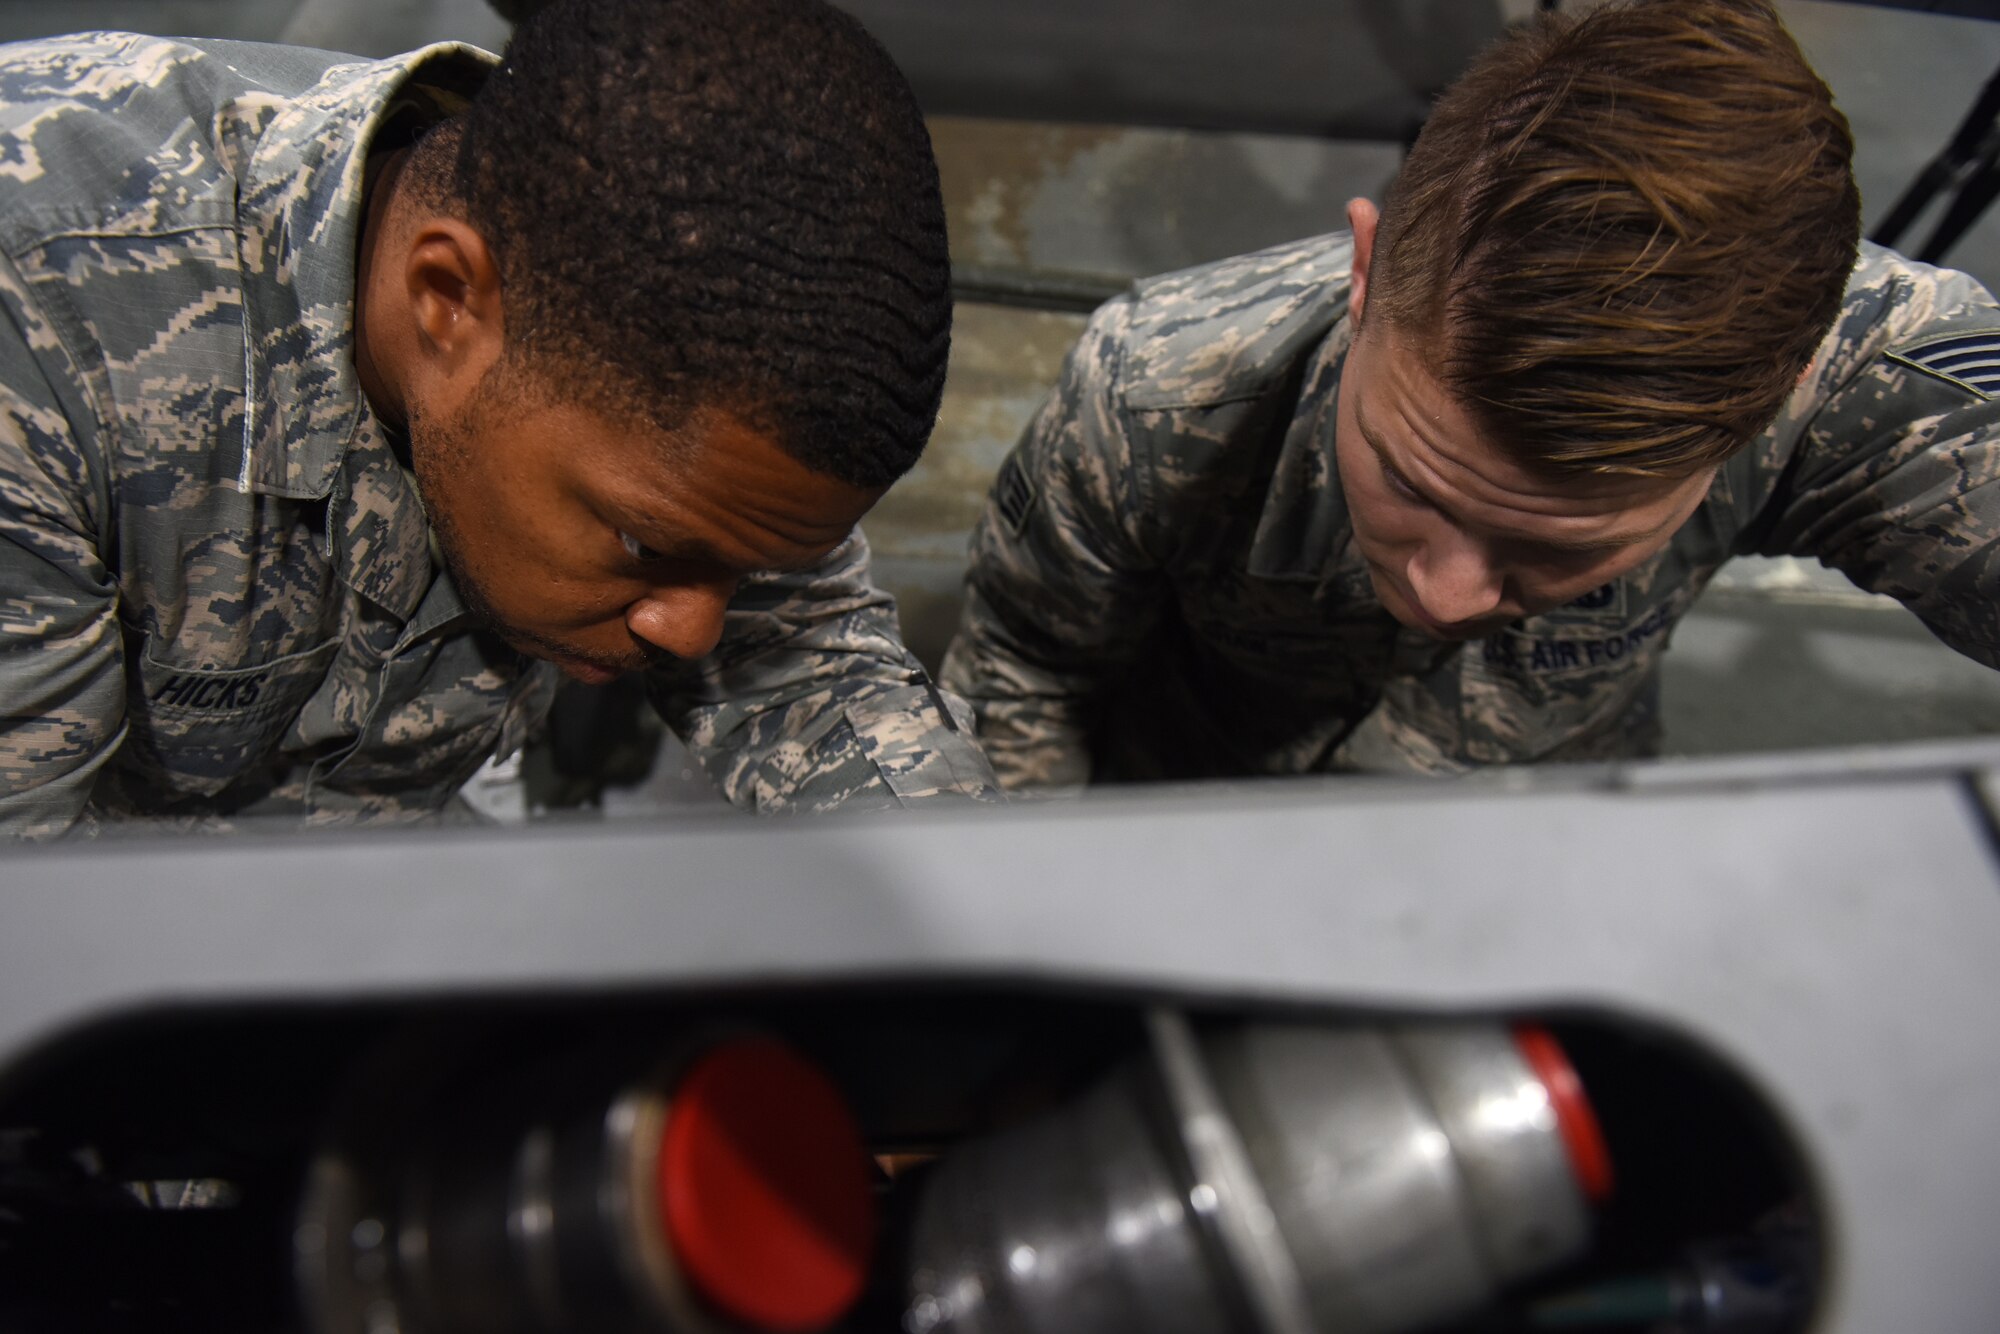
[
  {"left": 625, "top": 580, "right": 736, "bottom": 660},
  {"left": 1406, "top": 530, "right": 1505, "bottom": 625}
]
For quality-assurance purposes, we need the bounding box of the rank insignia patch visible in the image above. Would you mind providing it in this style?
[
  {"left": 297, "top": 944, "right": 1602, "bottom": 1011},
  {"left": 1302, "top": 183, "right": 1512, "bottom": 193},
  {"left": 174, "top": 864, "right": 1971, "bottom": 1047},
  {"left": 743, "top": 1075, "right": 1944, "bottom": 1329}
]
[
  {"left": 995, "top": 453, "right": 1036, "bottom": 534},
  {"left": 1894, "top": 330, "right": 2000, "bottom": 397}
]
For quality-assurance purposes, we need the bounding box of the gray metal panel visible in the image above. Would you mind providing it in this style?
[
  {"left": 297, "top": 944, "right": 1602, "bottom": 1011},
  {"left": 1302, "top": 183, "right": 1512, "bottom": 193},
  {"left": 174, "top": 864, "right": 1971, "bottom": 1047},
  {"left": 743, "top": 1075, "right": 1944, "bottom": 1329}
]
[
  {"left": 833, "top": 0, "right": 1516, "bottom": 137},
  {"left": 4, "top": 744, "right": 2000, "bottom": 1329}
]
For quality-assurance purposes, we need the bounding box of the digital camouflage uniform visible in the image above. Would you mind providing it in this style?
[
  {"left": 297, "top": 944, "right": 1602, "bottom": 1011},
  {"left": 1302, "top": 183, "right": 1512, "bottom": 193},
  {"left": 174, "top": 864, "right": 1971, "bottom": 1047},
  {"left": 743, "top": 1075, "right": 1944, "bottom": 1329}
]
[
  {"left": 0, "top": 32, "right": 997, "bottom": 836},
  {"left": 941, "top": 233, "right": 2000, "bottom": 787}
]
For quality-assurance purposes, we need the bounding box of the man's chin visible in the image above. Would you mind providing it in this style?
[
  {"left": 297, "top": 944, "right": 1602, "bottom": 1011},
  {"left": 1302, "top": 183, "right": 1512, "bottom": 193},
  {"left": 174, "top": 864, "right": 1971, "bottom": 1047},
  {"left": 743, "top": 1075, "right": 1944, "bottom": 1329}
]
[
  {"left": 507, "top": 639, "right": 644, "bottom": 686},
  {"left": 1387, "top": 611, "right": 1480, "bottom": 642},
  {"left": 553, "top": 657, "right": 626, "bottom": 686}
]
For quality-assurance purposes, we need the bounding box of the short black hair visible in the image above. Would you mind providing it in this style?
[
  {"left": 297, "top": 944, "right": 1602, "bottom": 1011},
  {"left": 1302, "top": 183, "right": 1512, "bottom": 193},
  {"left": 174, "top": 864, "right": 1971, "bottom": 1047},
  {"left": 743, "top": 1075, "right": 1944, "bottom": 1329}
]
[{"left": 417, "top": 0, "right": 951, "bottom": 489}]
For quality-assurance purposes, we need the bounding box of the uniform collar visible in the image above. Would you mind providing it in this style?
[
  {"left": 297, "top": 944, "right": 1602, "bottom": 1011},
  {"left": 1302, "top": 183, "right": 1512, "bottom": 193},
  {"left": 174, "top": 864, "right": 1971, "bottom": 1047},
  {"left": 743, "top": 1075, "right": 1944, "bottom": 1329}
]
[
  {"left": 236, "top": 41, "right": 493, "bottom": 500},
  {"left": 1246, "top": 318, "right": 1364, "bottom": 587}
]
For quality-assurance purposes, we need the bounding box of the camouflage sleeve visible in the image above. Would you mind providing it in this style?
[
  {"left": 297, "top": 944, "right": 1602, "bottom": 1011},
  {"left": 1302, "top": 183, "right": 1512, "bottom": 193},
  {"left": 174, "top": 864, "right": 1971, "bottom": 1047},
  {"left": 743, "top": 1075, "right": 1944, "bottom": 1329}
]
[
  {"left": 647, "top": 528, "right": 1002, "bottom": 813},
  {"left": 1753, "top": 293, "right": 2000, "bottom": 668},
  {"left": 939, "top": 297, "right": 1166, "bottom": 789},
  {"left": 0, "top": 260, "right": 121, "bottom": 836}
]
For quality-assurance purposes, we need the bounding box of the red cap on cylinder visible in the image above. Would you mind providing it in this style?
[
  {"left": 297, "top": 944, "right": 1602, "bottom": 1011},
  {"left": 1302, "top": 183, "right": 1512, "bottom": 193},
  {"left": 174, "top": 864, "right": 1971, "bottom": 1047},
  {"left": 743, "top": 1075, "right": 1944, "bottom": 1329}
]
[
  {"left": 657, "top": 1038, "right": 876, "bottom": 1331},
  {"left": 1514, "top": 1025, "right": 1615, "bottom": 1205}
]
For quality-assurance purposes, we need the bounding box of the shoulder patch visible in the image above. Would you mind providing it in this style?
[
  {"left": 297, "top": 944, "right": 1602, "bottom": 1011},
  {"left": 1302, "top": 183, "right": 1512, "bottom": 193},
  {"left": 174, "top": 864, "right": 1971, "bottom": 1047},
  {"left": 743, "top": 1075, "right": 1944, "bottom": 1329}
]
[
  {"left": 1890, "top": 329, "right": 2000, "bottom": 399},
  {"left": 994, "top": 451, "right": 1036, "bottom": 534}
]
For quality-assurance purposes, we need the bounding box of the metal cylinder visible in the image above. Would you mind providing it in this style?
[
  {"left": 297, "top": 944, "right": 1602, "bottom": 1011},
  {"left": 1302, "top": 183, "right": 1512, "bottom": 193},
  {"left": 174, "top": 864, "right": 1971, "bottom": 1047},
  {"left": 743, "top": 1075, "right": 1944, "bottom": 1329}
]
[
  {"left": 905, "top": 1015, "right": 1609, "bottom": 1334},
  {"left": 904, "top": 1060, "right": 1240, "bottom": 1334},
  {"left": 296, "top": 1034, "right": 876, "bottom": 1334}
]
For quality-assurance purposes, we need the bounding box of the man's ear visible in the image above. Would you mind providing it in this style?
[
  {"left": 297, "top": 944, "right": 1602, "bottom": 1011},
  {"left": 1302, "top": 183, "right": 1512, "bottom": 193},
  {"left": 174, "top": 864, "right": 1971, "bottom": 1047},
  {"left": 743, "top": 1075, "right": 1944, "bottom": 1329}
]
[
  {"left": 403, "top": 217, "right": 506, "bottom": 383},
  {"left": 1347, "top": 197, "right": 1380, "bottom": 326}
]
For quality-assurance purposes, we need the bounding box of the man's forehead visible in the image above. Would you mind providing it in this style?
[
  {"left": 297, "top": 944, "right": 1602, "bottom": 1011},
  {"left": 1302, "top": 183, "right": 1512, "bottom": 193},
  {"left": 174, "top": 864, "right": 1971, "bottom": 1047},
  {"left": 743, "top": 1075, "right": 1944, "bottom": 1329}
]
[
  {"left": 607, "top": 448, "right": 863, "bottom": 519},
  {"left": 605, "top": 463, "right": 874, "bottom": 559},
  {"left": 1354, "top": 329, "right": 1713, "bottom": 540},
  {"left": 505, "top": 395, "right": 871, "bottom": 567}
]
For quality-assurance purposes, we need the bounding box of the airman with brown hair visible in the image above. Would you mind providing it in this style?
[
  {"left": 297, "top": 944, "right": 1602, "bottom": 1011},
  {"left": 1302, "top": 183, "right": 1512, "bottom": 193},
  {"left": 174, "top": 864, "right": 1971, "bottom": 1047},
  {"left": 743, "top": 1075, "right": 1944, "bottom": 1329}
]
[{"left": 942, "top": 0, "right": 2000, "bottom": 785}]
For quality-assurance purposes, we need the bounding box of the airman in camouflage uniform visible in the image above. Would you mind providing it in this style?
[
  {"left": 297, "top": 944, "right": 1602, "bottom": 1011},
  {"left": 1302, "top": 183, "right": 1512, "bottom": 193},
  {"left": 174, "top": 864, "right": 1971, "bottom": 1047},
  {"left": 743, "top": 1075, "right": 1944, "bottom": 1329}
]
[
  {"left": 940, "top": 234, "right": 2000, "bottom": 787},
  {"left": 944, "top": 0, "right": 1992, "bottom": 788},
  {"left": 0, "top": 28, "right": 997, "bottom": 836}
]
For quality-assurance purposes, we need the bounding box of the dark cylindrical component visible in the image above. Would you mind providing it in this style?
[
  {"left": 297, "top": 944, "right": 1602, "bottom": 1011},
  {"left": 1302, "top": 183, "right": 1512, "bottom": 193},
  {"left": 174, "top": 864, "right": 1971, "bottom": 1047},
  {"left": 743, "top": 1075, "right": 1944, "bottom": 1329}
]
[
  {"left": 905, "top": 1018, "right": 1611, "bottom": 1334},
  {"left": 297, "top": 1035, "right": 875, "bottom": 1334}
]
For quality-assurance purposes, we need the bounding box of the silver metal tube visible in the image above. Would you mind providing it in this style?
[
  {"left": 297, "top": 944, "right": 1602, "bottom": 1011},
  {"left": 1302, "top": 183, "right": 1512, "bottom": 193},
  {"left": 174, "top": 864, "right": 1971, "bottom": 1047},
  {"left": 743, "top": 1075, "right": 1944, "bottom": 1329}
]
[{"left": 905, "top": 1017, "right": 1600, "bottom": 1334}]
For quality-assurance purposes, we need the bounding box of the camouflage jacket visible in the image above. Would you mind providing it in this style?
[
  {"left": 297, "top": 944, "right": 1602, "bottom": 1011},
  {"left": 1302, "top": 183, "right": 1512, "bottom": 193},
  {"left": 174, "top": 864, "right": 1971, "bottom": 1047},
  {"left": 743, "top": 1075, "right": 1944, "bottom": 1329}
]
[
  {"left": 941, "top": 234, "right": 2000, "bottom": 786},
  {"left": 0, "top": 32, "right": 997, "bottom": 836}
]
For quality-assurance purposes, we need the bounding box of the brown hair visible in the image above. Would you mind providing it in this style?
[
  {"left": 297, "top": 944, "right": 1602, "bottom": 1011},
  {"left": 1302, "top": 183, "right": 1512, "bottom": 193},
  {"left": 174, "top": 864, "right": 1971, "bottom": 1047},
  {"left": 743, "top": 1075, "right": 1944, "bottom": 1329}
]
[{"left": 1368, "top": 0, "right": 1861, "bottom": 478}]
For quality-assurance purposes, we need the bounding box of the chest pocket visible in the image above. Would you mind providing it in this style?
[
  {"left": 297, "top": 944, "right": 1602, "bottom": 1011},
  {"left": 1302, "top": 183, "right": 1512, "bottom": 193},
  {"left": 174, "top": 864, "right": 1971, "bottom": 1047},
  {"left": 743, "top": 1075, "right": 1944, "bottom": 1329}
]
[{"left": 123, "top": 635, "right": 342, "bottom": 800}]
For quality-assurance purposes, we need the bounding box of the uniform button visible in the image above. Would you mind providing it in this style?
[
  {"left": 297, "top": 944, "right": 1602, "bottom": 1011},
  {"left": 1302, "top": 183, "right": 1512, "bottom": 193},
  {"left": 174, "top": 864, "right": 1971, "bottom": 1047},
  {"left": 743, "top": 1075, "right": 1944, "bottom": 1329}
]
[{"left": 658, "top": 1038, "right": 875, "bottom": 1330}]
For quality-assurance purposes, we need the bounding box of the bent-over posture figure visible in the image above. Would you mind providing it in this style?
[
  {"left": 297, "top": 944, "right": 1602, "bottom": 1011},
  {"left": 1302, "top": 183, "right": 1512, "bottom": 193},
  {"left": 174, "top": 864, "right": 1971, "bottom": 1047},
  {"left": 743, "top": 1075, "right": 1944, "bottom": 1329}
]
[
  {"left": 944, "top": 0, "right": 1999, "bottom": 786},
  {"left": 0, "top": 0, "right": 998, "bottom": 833}
]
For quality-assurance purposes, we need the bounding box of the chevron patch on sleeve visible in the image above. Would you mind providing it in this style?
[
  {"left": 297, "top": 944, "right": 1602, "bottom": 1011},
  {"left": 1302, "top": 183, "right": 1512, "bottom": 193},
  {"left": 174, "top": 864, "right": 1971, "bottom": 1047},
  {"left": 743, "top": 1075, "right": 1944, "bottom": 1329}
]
[
  {"left": 994, "top": 450, "right": 1037, "bottom": 534},
  {"left": 1894, "top": 330, "right": 2000, "bottom": 397}
]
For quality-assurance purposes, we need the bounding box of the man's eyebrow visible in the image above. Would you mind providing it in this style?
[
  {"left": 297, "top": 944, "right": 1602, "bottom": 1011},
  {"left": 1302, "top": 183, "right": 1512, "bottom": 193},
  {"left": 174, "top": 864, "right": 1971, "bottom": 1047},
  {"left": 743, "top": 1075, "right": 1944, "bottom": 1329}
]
[
  {"left": 633, "top": 529, "right": 831, "bottom": 576},
  {"left": 1522, "top": 529, "right": 1639, "bottom": 555},
  {"left": 1359, "top": 413, "right": 1639, "bottom": 556},
  {"left": 651, "top": 537, "right": 733, "bottom": 567},
  {"left": 1359, "top": 415, "right": 1443, "bottom": 509}
]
